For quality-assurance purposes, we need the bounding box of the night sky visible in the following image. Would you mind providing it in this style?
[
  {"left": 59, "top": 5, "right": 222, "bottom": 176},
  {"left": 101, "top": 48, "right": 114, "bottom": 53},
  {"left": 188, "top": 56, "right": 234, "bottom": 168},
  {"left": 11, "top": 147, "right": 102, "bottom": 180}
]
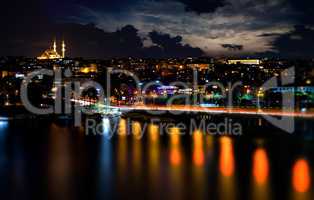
[{"left": 1, "top": 0, "right": 314, "bottom": 58}]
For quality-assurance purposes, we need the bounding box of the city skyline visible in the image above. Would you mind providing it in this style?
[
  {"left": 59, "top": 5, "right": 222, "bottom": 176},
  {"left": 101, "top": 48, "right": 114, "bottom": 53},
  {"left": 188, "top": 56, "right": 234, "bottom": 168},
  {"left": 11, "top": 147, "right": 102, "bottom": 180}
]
[{"left": 1, "top": 2, "right": 314, "bottom": 199}]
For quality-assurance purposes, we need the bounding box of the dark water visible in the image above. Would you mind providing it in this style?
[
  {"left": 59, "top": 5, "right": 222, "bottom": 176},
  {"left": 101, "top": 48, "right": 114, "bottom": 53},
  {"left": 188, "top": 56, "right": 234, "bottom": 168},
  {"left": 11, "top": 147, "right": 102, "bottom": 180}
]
[{"left": 0, "top": 116, "right": 313, "bottom": 200}]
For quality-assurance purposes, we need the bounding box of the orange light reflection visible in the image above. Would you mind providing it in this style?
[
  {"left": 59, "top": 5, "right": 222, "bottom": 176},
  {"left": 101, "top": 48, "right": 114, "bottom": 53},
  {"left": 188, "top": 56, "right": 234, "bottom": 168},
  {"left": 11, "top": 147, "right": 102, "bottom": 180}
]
[
  {"left": 118, "top": 118, "right": 127, "bottom": 137},
  {"left": 169, "top": 128, "right": 182, "bottom": 166},
  {"left": 149, "top": 124, "right": 159, "bottom": 143},
  {"left": 253, "top": 148, "right": 269, "bottom": 185},
  {"left": 132, "top": 121, "right": 142, "bottom": 140},
  {"left": 193, "top": 130, "right": 204, "bottom": 167},
  {"left": 219, "top": 137, "right": 234, "bottom": 177},
  {"left": 292, "top": 159, "right": 311, "bottom": 193}
]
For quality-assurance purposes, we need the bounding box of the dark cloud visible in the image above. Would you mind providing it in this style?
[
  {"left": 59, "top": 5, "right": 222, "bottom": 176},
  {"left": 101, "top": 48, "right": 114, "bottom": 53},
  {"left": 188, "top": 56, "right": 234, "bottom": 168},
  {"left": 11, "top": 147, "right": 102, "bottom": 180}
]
[
  {"left": 2, "top": 0, "right": 314, "bottom": 58},
  {"left": 258, "top": 33, "right": 282, "bottom": 37},
  {"left": 0, "top": 0, "right": 52, "bottom": 56},
  {"left": 0, "top": 18, "right": 204, "bottom": 58},
  {"left": 54, "top": 23, "right": 145, "bottom": 58},
  {"left": 0, "top": 0, "right": 205, "bottom": 58},
  {"left": 146, "top": 31, "right": 204, "bottom": 58},
  {"left": 262, "top": 25, "right": 314, "bottom": 58},
  {"left": 221, "top": 44, "right": 243, "bottom": 51},
  {"left": 176, "top": 0, "right": 227, "bottom": 13},
  {"left": 288, "top": 0, "right": 314, "bottom": 25}
]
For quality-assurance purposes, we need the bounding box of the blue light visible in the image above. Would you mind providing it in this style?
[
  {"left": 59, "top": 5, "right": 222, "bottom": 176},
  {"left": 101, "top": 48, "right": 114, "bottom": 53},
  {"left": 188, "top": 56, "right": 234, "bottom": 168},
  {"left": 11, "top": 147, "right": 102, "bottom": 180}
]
[
  {"left": 102, "top": 117, "right": 111, "bottom": 137},
  {"left": 0, "top": 121, "right": 8, "bottom": 129},
  {"left": 200, "top": 103, "right": 218, "bottom": 108}
]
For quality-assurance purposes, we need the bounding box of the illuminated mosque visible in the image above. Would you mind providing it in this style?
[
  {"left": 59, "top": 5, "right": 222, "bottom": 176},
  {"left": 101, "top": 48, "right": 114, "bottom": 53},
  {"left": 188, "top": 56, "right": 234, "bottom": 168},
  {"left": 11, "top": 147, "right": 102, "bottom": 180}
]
[{"left": 37, "top": 40, "right": 66, "bottom": 60}]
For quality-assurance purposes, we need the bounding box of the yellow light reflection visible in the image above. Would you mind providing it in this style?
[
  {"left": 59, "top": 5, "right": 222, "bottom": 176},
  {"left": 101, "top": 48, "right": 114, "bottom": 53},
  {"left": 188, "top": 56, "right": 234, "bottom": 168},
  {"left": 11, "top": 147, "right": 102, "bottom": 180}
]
[
  {"left": 251, "top": 147, "right": 271, "bottom": 200},
  {"left": 192, "top": 130, "right": 206, "bottom": 199},
  {"left": 132, "top": 121, "right": 142, "bottom": 176},
  {"left": 118, "top": 118, "right": 127, "bottom": 137},
  {"left": 193, "top": 130, "right": 204, "bottom": 167},
  {"left": 117, "top": 119, "right": 127, "bottom": 178},
  {"left": 149, "top": 124, "right": 159, "bottom": 143},
  {"left": 148, "top": 123, "right": 160, "bottom": 194},
  {"left": 219, "top": 137, "right": 234, "bottom": 177},
  {"left": 169, "top": 127, "right": 182, "bottom": 166},
  {"left": 253, "top": 148, "right": 269, "bottom": 185},
  {"left": 170, "top": 148, "right": 181, "bottom": 166},
  {"left": 132, "top": 121, "right": 142, "bottom": 140},
  {"left": 170, "top": 127, "right": 180, "bottom": 147},
  {"left": 48, "top": 124, "right": 71, "bottom": 199},
  {"left": 148, "top": 124, "right": 160, "bottom": 167},
  {"left": 169, "top": 127, "right": 184, "bottom": 199},
  {"left": 218, "top": 136, "right": 236, "bottom": 200},
  {"left": 193, "top": 130, "right": 203, "bottom": 147},
  {"left": 292, "top": 159, "right": 311, "bottom": 193}
]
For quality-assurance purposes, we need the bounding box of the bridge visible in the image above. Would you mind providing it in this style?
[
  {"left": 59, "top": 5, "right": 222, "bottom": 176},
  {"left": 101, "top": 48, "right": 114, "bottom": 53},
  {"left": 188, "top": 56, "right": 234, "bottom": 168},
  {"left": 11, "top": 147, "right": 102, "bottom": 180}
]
[
  {"left": 71, "top": 98, "right": 314, "bottom": 118},
  {"left": 90, "top": 104, "right": 314, "bottom": 118}
]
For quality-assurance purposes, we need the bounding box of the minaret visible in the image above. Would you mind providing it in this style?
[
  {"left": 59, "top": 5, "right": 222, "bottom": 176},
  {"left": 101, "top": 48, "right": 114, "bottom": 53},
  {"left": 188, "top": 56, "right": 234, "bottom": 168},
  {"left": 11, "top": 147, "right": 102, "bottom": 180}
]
[
  {"left": 53, "top": 40, "right": 57, "bottom": 52},
  {"left": 61, "top": 40, "right": 66, "bottom": 58}
]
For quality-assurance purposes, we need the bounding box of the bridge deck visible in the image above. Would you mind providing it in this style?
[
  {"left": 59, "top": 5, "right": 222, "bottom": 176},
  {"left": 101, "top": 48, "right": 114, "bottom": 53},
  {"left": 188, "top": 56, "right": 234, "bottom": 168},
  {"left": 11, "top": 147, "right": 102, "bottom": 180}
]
[{"left": 106, "top": 105, "right": 314, "bottom": 118}]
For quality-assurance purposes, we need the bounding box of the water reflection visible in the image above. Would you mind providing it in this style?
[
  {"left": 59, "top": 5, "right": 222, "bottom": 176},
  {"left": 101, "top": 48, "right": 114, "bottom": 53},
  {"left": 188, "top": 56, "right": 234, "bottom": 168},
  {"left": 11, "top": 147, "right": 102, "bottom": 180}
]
[
  {"left": 218, "top": 136, "right": 236, "bottom": 200},
  {"left": 169, "top": 128, "right": 182, "bottom": 166},
  {"left": 132, "top": 121, "right": 142, "bottom": 180},
  {"left": 219, "top": 137, "right": 235, "bottom": 177},
  {"left": 192, "top": 130, "right": 206, "bottom": 199},
  {"left": 97, "top": 118, "right": 113, "bottom": 197},
  {"left": 205, "top": 135, "right": 214, "bottom": 154},
  {"left": 251, "top": 147, "right": 271, "bottom": 200},
  {"left": 148, "top": 123, "right": 161, "bottom": 198},
  {"left": 0, "top": 120, "right": 8, "bottom": 143},
  {"left": 193, "top": 130, "right": 204, "bottom": 167},
  {"left": 292, "top": 158, "right": 311, "bottom": 193},
  {"left": 118, "top": 118, "right": 127, "bottom": 136},
  {"left": 148, "top": 124, "right": 160, "bottom": 168},
  {"left": 149, "top": 124, "right": 159, "bottom": 143},
  {"left": 291, "top": 157, "right": 312, "bottom": 200},
  {"left": 1, "top": 117, "right": 314, "bottom": 200},
  {"left": 169, "top": 127, "right": 184, "bottom": 199},
  {"left": 48, "top": 123, "right": 72, "bottom": 200},
  {"left": 132, "top": 121, "right": 143, "bottom": 140},
  {"left": 117, "top": 118, "right": 128, "bottom": 185},
  {"left": 0, "top": 120, "right": 8, "bottom": 129},
  {"left": 102, "top": 118, "right": 110, "bottom": 138},
  {"left": 253, "top": 148, "right": 269, "bottom": 185},
  {"left": 0, "top": 120, "right": 8, "bottom": 188}
]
